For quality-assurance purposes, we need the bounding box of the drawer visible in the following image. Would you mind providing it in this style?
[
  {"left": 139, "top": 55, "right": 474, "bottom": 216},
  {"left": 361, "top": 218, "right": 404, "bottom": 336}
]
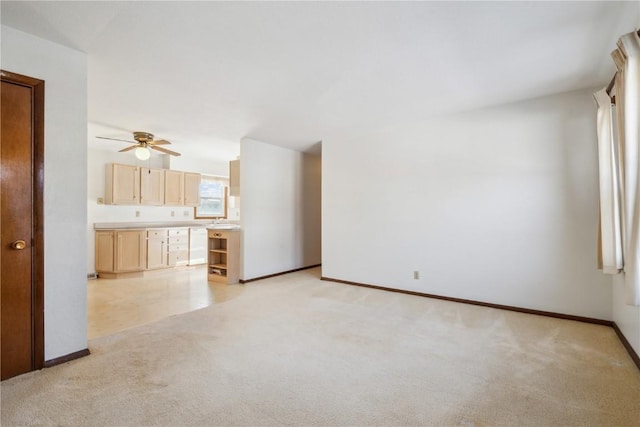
[
  {"left": 169, "top": 228, "right": 189, "bottom": 237},
  {"left": 168, "top": 244, "right": 188, "bottom": 252},
  {"left": 169, "top": 235, "right": 188, "bottom": 245},
  {"left": 208, "top": 230, "right": 234, "bottom": 239},
  {"left": 147, "top": 229, "right": 168, "bottom": 238},
  {"left": 168, "top": 250, "right": 189, "bottom": 266}
]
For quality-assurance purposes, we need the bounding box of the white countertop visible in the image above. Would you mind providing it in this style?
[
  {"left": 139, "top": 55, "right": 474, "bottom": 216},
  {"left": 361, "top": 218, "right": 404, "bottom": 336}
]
[
  {"left": 94, "top": 221, "right": 213, "bottom": 230},
  {"left": 206, "top": 225, "right": 241, "bottom": 230}
]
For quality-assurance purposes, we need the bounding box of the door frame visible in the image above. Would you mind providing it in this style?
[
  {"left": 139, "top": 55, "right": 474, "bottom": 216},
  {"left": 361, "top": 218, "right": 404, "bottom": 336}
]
[{"left": 1, "top": 70, "right": 45, "bottom": 371}]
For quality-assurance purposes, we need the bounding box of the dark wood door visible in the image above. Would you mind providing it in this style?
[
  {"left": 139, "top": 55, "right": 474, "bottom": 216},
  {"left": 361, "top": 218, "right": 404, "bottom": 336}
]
[{"left": 1, "top": 71, "right": 44, "bottom": 381}]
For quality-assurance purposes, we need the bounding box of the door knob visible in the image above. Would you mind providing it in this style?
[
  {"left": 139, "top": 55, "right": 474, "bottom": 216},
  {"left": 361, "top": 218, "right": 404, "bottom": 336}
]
[{"left": 12, "top": 240, "right": 26, "bottom": 250}]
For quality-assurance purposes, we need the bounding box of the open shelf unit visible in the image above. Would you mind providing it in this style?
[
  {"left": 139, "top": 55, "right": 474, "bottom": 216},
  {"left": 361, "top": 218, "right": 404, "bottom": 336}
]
[{"left": 207, "top": 229, "right": 239, "bottom": 284}]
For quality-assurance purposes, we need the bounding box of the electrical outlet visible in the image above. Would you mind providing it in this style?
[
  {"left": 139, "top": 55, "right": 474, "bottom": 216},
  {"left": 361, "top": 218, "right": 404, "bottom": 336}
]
[
  {"left": 413, "top": 270, "right": 420, "bottom": 280},
  {"left": 171, "top": 211, "right": 175, "bottom": 217},
  {"left": 183, "top": 210, "right": 189, "bottom": 216},
  {"left": 135, "top": 211, "right": 140, "bottom": 217}
]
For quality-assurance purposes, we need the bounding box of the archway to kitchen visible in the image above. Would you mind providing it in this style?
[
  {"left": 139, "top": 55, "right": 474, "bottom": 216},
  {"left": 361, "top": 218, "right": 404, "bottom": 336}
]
[
  {"left": 86, "top": 126, "right": 243, "bottom": 339},
  {"left": 86, "top": 131, "right": 322, "bottom": 339}
]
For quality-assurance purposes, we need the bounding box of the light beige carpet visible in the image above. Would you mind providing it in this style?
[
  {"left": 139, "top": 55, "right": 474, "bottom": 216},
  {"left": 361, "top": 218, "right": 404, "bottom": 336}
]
[{"left": 2, "top": 268, "right": 639, "bottom": 426}]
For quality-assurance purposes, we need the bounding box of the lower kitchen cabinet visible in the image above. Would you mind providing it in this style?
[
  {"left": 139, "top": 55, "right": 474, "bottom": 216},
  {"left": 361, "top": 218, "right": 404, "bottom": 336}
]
[
  {"left": 95, "top": 227, "right": 197, "bottom": 277},
  {"left": 167, "top": 228, "right": 189, "bottom": 267},
  {"left": 146, "top": 229, "right": 168, "bottom": 270},
  {"left": 95, "top": 231, "right": 116, "bottom": 273},
  {"left": 117, "top": 230, "right": 146, "bottom": 271},
  {"left": 208, "top": 229, "right": 240, "bottom": 284},
  {"left": 95, "top": 229, "right": 146, "bottom": 277}
]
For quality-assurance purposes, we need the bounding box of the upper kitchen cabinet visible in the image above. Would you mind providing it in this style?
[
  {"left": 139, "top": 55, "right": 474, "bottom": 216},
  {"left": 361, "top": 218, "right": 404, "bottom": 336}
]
[
  {"left": 184, "top": 172, "right": 201, "bottom": 206},
  {"left": 165, "top": 170, "right": 201, "bottom": 206},
  {"left": 229, "top": 160, "right": 240, "bottom": 196},
  {"left": 104, "top": 163, "right": 201, "bottom": 206},
  {"left": 140, "top": 167, "right": 165, "bottom": 205},
  {"left": 164, "top": 170, "right": 185, "bottom": 205},
  {"left": 105, "top": 163, "right": 139, "bottom": 204}
]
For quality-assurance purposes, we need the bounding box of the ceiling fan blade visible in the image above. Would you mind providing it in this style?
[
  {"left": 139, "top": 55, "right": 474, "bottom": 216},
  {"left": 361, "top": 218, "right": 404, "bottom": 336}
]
[
  {"left": 149, "top": 139, "right": 171, "bottom": 146},
  {"left": 151, "top": 145, "right": 181, "bottom": 156},
  {"left": 118, "top": 145, "right": 139, "bottom": 153},
  {"left": 97, "top": 136, "right": 136, "bottom": 143}
]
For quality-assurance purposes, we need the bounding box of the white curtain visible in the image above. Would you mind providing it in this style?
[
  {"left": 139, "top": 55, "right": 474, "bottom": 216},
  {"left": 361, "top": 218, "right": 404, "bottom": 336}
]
[
  {"left": 594, "top": 88, "right": 623, "bottom": 274},
  {"left": 602, "top": 30, "right": 640, "bottom": 306}
]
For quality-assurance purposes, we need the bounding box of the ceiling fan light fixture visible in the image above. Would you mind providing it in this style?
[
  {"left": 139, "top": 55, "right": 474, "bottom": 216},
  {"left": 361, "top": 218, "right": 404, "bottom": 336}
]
[
  {"left": 135, "top": 146, "right": 151, "bottom": 160},
  {"left": 97, "top": 130, "right": 181, "bottom": 157}
]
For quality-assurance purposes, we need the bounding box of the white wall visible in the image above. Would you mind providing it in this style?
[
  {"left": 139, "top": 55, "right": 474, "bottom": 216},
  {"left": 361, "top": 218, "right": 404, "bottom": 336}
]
[
  {"left": 86, "top": 147, "right": 231, "bottom": 273},
  {"left": 2, "top": 26, "right": 88, "bottom": 360},
  {"left": 240, "top": 138, "right": 321, "bottom": 280},
  {"left": 167, "top": 155, "right": 231, "bottom": 177},
  {"left": 613, "top": 276, "right": 640, "bottom": 356},
  {"left": 323, "top": 89, "right": 612, "bottom": 320}
]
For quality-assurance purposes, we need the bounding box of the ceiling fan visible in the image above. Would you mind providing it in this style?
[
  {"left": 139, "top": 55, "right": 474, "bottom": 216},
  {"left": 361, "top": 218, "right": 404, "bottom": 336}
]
[{"left": 96, "top": 131, "right": 181, "bottom": 159}]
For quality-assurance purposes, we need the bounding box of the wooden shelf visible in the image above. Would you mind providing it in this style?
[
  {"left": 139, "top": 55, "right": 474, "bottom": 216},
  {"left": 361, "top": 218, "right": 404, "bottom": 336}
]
[
  {"left": 209, "top": 263, "right": 227, "bottom": 269},
  {"left": 207, "top": 229, "right": 239, "bottom": 284}
]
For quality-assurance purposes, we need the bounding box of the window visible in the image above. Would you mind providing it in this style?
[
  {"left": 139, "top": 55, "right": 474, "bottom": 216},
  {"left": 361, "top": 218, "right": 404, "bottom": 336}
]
[{"left": 194, "top": 175, "right": 228, "bottom": 219}]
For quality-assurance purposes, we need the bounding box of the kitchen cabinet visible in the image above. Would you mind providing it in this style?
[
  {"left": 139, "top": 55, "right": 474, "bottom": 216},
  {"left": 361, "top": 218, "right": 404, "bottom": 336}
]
[
  {"left": 116, "top": 230, "right": 146, "bottom": 272},
  {"left": 104, "top": 163, "right": 201, "bottom": 207},
  {"left": 95, "top": 229, "right": 146, "bottom": 276},
  {"left": 229, "top": 160, "right": 240, "bottom": 197},
  {"left": 167, "top": 228, "right": 189, "bottom": 267},
  {"left": 184, "top": 172, "right": 201, "bottom": 206},
  {"left": 208, "top": 229, "right": 240, "bottom": 284},
  {"left": 140, "top": 167, "right": 165, "bottom": 206},
  {"left": 95, "top": 231, "right": 115, "bottom": 272},
  {"left": 95, "top": 225, "right": 211, "bottom": 278},
  {"left": 165, "top": 171, "right": 201, "bottom": 206},
  {"left": 164, "top": 170, "right": 184, "bottom": 205},
  {"left": 105, "top": 163, "right": 139, "bottom": 204},
  {"left": 146, "top": 229, "right": 168, "bottom": 270}
]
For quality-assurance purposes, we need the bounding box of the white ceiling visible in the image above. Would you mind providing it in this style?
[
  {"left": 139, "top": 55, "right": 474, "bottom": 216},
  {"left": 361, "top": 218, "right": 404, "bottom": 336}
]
[{"left": 2, "top": 1, "right": 638, "bottom": 160}]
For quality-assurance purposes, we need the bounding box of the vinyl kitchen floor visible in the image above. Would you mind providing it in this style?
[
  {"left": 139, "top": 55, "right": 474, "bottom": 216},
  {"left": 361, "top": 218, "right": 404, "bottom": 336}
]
[{"left": 87, "top": 266, "right": 245, "bottom": 339}]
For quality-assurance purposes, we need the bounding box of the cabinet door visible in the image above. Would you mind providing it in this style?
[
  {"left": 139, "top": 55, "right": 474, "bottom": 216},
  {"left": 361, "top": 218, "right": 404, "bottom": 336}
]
[
  {"left": 229, "top": 160, "right": 240, "bottom": 197},
  {"left": 146, "top": 229, "right": 168, "bottom": 270},
  {"left": 115, "top": 230, "right": 145, "bottom": 272},
  {"left": 164, "top": 170, "right": 184, "bottom": 205},
  {"left": 183, "top": 172, "right": 201, "bottom": 206},
  {"left": 106, "top": 163, "right": 140, "bottom": 205},
  {"left": 95, "top": 231, "right": 115, "bottom": 273},
  {"left": 140, "top": 168, "right": 165, "bottom": 205}
]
